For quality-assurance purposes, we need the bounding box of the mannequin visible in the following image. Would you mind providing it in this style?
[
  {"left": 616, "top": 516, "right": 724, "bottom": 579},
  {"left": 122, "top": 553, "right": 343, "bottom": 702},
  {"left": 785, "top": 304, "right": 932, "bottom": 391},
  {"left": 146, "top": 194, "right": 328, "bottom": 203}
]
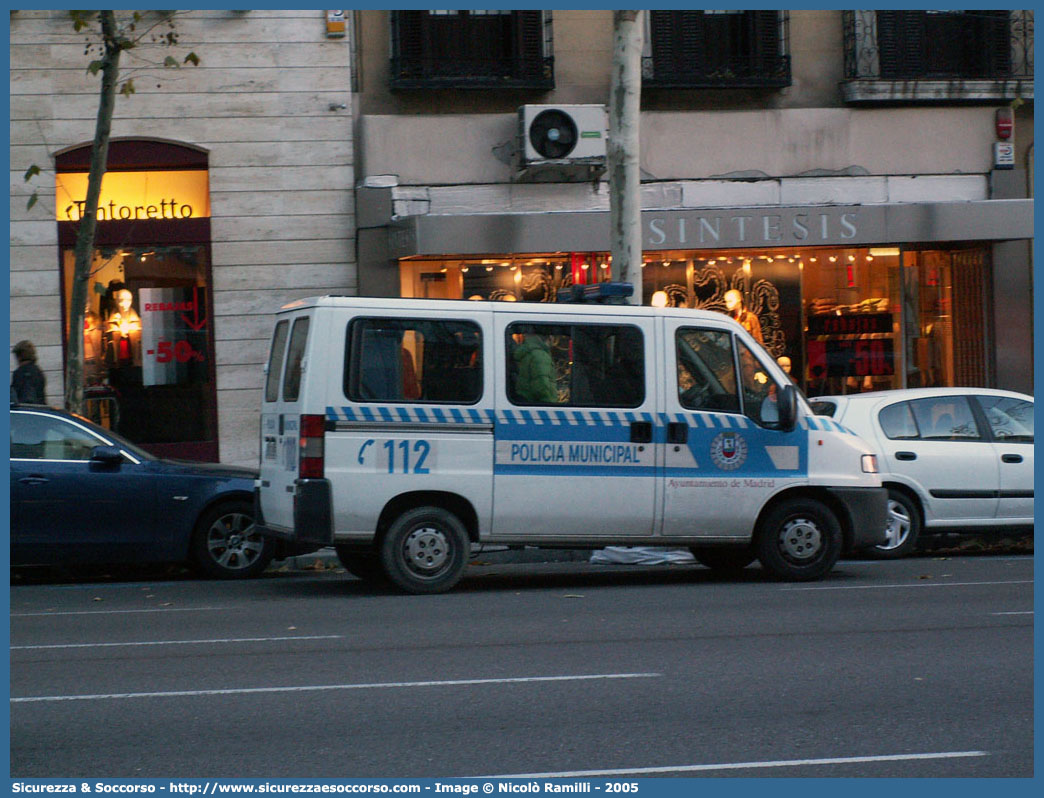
[
  {"left": 83, "top": 309, "right": 103, "bottom": 384},
  {"left": 105, "top": 288, "right": 142, "bottom": 368},
  {"left": 724, "top": 289, "right": 763, "bottom": 344}
]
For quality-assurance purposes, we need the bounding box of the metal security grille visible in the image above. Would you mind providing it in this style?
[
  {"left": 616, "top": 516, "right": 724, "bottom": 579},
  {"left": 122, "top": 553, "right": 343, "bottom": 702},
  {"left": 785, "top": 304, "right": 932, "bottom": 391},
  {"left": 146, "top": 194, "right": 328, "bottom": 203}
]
[{"left": 951, "top": 249, "right": 990, "bottom": 387}]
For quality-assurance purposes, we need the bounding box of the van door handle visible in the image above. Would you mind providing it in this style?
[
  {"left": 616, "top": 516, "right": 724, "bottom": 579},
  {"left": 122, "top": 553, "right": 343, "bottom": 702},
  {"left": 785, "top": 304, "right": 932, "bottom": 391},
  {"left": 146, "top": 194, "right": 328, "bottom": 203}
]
[
  {"left": 1001, "top": 454, "right": 1023, "bottom": 464},
  {"left": 630, "top": 421, "right": 653, "bottom": 444},
  {"left": 667, "top": 422, "right": 688, "bottom": 444},
  {"left": 894, "top": 451, "right": 917, "bottom": 461}
]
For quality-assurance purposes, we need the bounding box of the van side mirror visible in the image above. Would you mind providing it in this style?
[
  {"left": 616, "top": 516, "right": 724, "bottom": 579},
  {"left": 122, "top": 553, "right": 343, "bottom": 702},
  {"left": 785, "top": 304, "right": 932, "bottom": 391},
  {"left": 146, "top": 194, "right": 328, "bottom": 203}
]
[{"left": 778, "top": 383, "right": 798, "bottom": 432}]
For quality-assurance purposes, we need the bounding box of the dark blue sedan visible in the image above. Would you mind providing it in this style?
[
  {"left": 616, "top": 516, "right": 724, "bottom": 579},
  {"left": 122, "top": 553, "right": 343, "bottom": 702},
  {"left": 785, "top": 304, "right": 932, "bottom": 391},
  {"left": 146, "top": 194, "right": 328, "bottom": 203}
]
[{"left": 10, "top": 404, "right": 276, "bottom": 578}]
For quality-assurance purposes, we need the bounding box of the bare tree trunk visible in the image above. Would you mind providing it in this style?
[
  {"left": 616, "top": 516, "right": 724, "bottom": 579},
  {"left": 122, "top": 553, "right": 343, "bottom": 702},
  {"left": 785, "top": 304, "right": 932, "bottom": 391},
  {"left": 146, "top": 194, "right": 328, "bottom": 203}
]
[
  {"left": 66, "top": 10, "right": 121, "bottom": 414},
  {"left": 608, "top": 10, "right": 644, "bottom": 305}
]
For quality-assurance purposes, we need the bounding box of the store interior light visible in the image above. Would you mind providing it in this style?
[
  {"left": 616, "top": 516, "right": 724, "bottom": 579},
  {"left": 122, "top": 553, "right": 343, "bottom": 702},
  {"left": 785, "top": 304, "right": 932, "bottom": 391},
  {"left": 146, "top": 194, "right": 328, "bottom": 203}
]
[
  {"left": 869, "top": 247, "right": 900, "bottom": 257},
  {"left": 829, "top": 256, "right": 837, "bottom": 262},
  {"left": 809, "top": 257, "right": 817, "bottom": 263},
  {"left": 485, "top": 266, "right": 494, "bottom": 272},
  {"left": 866, "top": 256, "right": 874, "bottom": 262},
  {"left": 650, "top": 291, "right": 669, "bottom": 308},
  {"left": 848, "top": 255, "right": 856, "bottom": 262}
]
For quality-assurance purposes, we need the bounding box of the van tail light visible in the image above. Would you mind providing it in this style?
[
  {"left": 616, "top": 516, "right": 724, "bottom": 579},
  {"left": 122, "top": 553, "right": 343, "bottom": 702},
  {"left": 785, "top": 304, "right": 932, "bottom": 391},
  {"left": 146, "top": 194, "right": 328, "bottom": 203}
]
[{"left": 299, "top": 414, "right": 326, "bottom": 479}]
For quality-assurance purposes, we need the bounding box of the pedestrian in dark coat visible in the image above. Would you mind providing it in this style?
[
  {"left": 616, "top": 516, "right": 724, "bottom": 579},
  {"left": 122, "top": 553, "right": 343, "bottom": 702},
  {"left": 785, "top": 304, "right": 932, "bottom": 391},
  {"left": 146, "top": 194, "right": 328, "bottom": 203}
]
[{"left": 11, "top": 340, "right": 46, "bottom": 404}]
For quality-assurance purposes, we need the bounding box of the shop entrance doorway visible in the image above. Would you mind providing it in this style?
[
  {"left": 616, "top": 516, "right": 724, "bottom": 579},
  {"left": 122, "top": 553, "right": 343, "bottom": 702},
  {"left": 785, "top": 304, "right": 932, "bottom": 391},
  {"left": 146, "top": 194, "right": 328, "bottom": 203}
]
[{"left": 56, "top": 139, "right": 218, "bottom": 461}]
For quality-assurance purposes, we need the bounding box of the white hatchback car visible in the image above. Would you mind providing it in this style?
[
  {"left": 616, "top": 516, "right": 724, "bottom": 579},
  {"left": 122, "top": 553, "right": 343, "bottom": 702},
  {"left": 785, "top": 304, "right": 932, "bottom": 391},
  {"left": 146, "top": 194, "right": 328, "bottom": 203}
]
[{"left": 810, "top": 388, "right": 1033, "bottom": 558}]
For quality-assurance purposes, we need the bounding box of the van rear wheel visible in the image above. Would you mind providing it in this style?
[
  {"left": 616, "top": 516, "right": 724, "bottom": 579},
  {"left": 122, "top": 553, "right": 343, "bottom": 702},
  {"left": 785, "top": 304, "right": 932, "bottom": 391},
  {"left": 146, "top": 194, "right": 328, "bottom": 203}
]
[
  {"left": 380, "top": 507, "right": 469, "bottom": 594},
  {"left": 334, "top": 546, "right": 388, "bottom": 585},
  {"left": 755, "top": 498, "right": 841, "bottom": 581}
]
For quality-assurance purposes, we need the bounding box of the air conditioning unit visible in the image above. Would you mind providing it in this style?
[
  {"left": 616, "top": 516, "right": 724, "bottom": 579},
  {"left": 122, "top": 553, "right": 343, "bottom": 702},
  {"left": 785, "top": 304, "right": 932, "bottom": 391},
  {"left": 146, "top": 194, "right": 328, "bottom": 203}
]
[{"left": 516, "top": 104, "right": 607, "bottom": 181}]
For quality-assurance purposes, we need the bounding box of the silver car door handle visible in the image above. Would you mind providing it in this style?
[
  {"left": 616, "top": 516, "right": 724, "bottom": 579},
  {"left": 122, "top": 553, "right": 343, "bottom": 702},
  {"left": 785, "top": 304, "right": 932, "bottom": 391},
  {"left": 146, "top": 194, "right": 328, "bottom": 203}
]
[{"left": 19, "top": 476, "right": 50, "bottom": 486}]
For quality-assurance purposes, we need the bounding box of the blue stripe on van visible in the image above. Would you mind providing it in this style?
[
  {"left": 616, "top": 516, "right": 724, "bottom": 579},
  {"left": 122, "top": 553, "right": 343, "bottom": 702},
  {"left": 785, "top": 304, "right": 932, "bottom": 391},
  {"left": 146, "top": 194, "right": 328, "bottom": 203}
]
[{"left": 320, "top": 405, "right": 857, "bottom": 439}]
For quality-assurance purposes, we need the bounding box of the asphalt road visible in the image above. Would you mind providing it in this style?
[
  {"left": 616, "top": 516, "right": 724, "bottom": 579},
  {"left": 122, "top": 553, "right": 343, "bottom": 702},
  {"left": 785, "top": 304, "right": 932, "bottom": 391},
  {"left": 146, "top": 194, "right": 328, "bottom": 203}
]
[{"left": 9, "top": 553, "right": 1034, "bottom": 779}]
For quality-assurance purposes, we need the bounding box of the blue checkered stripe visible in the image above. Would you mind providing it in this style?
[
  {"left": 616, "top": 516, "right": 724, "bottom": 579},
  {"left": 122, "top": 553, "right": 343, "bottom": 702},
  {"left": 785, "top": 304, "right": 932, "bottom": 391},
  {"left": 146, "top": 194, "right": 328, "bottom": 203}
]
[
  {"left": 325, "top": 405, "right": 855, "bottom": 434},
  {"left": 327, "top": 405, "right": 495, "bottom": 425},
  {"left": 801, "top": 414, "right": 859, "bottom": 436}
]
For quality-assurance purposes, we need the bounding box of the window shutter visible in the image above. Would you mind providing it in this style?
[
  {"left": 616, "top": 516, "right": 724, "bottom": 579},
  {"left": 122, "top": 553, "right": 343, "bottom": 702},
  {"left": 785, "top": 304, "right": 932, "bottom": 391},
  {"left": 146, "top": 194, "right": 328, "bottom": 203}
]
[
  {"left": 393, "top": 11, "right": 425, "bottom": 79},
  {"left": 750, "top": 10, "right": 783, "bottom": 80},
  {"left": 515, "top": 10, "right": 547, "bottom": 82},
  {"left": 649, "top": 10, "right": 705, "bottom": 82},
  {"left": 877, "top": 11, "right": 926, "bottom": 79},
  {"left": 981, "top": 10, "right": 1012, "bottom": 77}
]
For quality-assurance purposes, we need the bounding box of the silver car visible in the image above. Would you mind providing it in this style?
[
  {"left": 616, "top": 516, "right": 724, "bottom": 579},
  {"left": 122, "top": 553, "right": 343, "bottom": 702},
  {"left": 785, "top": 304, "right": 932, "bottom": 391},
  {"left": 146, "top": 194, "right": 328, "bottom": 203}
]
[{"left": 810, "top": 388, "right": 1033, "bottom": 558}]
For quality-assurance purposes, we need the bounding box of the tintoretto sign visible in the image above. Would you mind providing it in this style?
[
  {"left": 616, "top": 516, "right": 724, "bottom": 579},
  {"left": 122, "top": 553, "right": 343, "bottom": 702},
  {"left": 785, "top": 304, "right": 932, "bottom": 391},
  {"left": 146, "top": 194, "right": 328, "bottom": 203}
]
[{"left": 643, "top": 207, "right": 884, "bottom": 249}]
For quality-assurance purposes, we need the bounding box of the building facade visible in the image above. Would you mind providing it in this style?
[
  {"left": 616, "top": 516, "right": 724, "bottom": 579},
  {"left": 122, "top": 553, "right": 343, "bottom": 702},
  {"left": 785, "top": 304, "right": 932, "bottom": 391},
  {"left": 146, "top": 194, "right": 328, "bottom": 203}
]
[
  {"left": 352, "top": 9, "right": 1034, "bottom": 397},
  {"left": 10, "top": 9, "right": 357, "bottom": 465}
]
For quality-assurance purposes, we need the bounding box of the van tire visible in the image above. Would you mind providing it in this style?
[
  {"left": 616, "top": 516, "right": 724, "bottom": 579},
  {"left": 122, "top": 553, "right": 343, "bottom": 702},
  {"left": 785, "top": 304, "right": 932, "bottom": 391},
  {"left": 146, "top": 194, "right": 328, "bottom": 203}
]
[
  {"left": 380, "top": 507, "right": 469, "bottom": 594},
  {"left": 190, "top": 500, "right": 274, "bottom": 579},
  {"left": 690, "top": 547, "right": 756, "bottom": 574},
  {"left": 755, "top": 498, "right": 841, "bottom": 582},
  {"left": 334, "top": 546, "right": 389, "bottom": 584}
]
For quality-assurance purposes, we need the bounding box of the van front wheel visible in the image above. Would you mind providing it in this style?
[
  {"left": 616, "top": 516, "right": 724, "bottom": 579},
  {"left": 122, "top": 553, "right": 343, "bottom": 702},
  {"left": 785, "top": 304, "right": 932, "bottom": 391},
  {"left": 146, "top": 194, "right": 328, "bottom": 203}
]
[
  {"left": 380, "top": 507, "right": 469, "bottom": 594},
  {"left": 755, "top": 498, "right": 841, "bottom": 582}
]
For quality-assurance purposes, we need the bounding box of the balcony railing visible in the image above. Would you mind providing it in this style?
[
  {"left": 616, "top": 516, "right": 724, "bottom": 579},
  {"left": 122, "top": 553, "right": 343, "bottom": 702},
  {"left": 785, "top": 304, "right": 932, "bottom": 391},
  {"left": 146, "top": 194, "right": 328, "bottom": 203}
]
[{"left": 842, "top": 10, "right": 1033, "bottom": 102}]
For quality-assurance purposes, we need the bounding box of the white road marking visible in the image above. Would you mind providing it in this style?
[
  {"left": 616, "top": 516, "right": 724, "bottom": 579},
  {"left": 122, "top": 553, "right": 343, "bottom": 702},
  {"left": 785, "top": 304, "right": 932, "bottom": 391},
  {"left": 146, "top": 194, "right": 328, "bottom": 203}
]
[
  {"left": 783, "top": 579, "right": 1032, "bottom": 591},
  {"left": 484, "top": 750, "right": 989, "bottom": 778},
  {"left": 991, "top": 611, "right": 1033, "bottom": 616},
  {"left": 10, "top": 672, "right": 661, "bottom": 704},
  {"left": 11, "top": 635, "right": 344, "bottom": 650},
  {"left": 11, "top": 606, "right": 229, "bottom": 618}
]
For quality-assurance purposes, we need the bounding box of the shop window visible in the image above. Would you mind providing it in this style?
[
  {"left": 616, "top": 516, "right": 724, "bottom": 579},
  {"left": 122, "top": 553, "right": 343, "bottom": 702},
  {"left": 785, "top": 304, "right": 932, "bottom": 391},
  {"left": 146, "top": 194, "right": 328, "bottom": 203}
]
[
  {"left": 644, "top": 10, "right": 790, "bottom": 88},
  {"left": 676, "top": 328, "right": 739, "bottom": 413},
  {"left": 390, "top": 10, "right": 553, "bottom": 89},
  {"left": 506, "top": 322, "right": 644, "bottom": 408},
  {"left": 345, "top": 318, "right": 482, "bottom": 404},
  {"left": 56, "top": 139, "right": 215, "bottom": 461}
]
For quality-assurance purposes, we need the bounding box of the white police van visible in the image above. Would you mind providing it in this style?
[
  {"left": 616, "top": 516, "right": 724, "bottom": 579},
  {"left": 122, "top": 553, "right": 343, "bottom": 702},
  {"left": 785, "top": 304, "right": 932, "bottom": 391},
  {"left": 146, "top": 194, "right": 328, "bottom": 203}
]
[{"left": 255, "top": 295, "right": 886, "bottom": 593}]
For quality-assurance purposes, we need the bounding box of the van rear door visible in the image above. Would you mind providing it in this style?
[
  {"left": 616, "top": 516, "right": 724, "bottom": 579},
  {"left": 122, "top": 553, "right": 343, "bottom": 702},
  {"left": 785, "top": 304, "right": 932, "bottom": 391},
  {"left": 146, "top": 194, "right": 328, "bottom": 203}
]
[{"left": 258, "top": 314, "right": 312, "bottom": 531}]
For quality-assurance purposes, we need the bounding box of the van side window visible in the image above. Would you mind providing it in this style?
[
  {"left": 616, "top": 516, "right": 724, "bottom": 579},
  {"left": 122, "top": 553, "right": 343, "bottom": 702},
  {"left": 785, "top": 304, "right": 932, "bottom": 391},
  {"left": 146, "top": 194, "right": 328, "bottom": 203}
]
[
  {"left": 345, "top": 318, "right": 482, "bottom": 404},
  {"left": 738, "top": 340, "right": 781, "bottom": 426},
  {"left": 676, "top": 328, "right": 739, "bottom": 413},
  {"left": 264, "top": 320, "right": 289, "bottom": 403},
  {"left": 506, "top": 323, "right": 644, "bottom": 408},
  {"left": 282, "top": 317, "right": 310, "bottom": 402}
]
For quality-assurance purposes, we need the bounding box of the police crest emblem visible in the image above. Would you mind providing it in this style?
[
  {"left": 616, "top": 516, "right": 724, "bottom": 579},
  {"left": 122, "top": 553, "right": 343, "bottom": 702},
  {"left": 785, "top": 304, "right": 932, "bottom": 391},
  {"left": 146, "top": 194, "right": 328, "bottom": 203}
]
[{"left": 710, "top": 431, "right": 748, "bottom": 471}]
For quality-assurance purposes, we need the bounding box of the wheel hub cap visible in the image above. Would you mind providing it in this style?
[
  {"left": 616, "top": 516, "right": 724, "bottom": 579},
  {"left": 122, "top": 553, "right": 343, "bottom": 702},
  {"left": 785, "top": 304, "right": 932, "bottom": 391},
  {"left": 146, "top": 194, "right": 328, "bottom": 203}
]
[
  {"left": 881, "top": 499, "right": 911, "bottom": 550},
  {"left": 779, "top": 517, "right": 822, "bottom": 561},
  {"left": 404, "top": 526, "right": 449, "bottom": 572}
]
